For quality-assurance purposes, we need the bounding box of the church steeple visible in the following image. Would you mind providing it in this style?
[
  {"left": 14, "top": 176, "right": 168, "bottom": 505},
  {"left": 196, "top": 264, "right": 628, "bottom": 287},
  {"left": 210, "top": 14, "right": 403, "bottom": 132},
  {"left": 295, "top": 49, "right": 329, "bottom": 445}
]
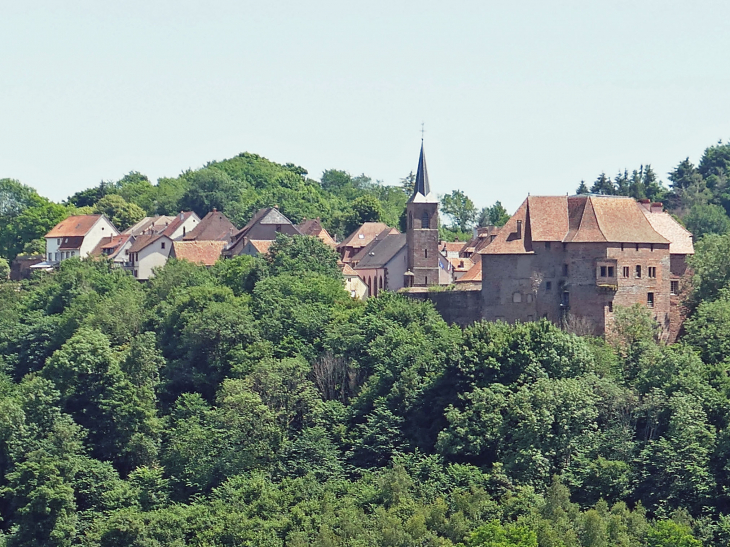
[
  {"left": 409, "top": 142, "right": 438, "bottom": 203},
  {"left": 405, "top": 140, "right": 441, "bottom": 287}
]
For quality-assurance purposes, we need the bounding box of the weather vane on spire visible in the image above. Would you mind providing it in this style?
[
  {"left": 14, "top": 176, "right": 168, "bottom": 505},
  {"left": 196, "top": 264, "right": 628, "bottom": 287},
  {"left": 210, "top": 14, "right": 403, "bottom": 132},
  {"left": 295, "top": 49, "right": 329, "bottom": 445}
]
[{"left": 421, "top": 122, "right": 425, "bottom": 142}]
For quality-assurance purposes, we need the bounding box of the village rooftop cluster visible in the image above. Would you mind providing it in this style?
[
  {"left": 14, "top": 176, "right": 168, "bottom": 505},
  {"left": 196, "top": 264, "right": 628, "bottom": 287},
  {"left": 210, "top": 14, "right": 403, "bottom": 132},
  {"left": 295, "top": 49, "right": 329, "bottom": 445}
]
[{"left": 27, "top": 145, "right": 694, "bottom": 340}]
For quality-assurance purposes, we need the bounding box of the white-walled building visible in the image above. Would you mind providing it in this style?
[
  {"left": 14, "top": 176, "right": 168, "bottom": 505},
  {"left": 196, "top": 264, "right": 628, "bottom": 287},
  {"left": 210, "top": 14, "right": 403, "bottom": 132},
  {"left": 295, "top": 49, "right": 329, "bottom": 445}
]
[
  {"left": 127, "top": 234, "right": 174, "bottom": 280},
  {"left": 44, "top": 215, "right": 119, "bottom": 264}
]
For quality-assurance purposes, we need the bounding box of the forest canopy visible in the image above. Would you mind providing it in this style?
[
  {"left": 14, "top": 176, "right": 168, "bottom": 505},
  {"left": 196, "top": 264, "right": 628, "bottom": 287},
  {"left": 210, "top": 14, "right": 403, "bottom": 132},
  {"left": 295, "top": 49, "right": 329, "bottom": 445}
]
[{"left": 1, "top": 142, "right": 730, "bottom": 545}]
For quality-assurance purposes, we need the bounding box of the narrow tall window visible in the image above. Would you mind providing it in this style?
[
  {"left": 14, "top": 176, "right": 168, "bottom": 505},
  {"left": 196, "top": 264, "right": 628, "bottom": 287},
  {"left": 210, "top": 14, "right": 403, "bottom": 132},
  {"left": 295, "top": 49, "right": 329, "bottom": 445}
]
[
  {"left": 424, "top": 276, "right": 428, "bottom": 285},
  {"left": 424, "top": 249, "right": 428, "bottom": 258},
  {"left": 600, "top": 266, "right": 607, "bottom": 277},
  {"left": 648, "top": 266, "right": 656, "bottom": 278},
  {"left": 422, "top": 211, "right": 430, "bottom": 229},
  {"left": 161, "top": 241, "right": 166, "bottom": 249},
  {"left": 563, "top": 263, "right": 569, "bottom": 276},
  {"left": 546, "top": 281, "right": 552, "bottom": 291},
  {"left": 608, "top": 267, "right": 614, "bottom": 277},
  {"left": 671, "top": 280, "right": 679, "bottom": 295},
  {"left": 636, "top": 265, "right": 642, "bottom": 278},
  {"left": 623, "top": 266, "right": 630, "bottom": 278},
  {"left": 607, "top": 301, "right": 613, "bottom": 312},
  {"left": 647, "top": 292, "right": 654, "bottom": 308}
]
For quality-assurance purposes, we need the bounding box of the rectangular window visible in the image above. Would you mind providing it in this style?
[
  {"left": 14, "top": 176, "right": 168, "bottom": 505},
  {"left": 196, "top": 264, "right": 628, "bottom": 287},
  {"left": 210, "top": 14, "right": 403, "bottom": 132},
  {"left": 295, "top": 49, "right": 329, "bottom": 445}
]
[
  {"left": 161, "top": 241, "right": 166, "bottom": 249},
  {"left": 608, "top": 266, "right": 614, "bottom": 277},
  {"left": 57, "top": 238, "right": 61, "bottom": 245},
  {"left": 671, "top": 280, "right": 679, "bottom": 295},
  {"left": 600, "top": 266, "right": 607, "bottom": 277},
  {"left": 561, "top": 291, "right": 570, "bottom": 307},
  {"left": 424, "top": 249, "right": 428, "bottom": 258},
  {"left": 647, "top": 292, "right": 654, "bottom": 308},
  {"left": 546, "top": 281, "right": 552, "bottom": 291},
  {"left": 623, "top": 266, "right": 630, "bottom": 278},
  {"left": 648, "top": 266, "right": 656, "bottom": 278},
  {"left": 636, "top": 265, "right": 642, "bottom": 278}
]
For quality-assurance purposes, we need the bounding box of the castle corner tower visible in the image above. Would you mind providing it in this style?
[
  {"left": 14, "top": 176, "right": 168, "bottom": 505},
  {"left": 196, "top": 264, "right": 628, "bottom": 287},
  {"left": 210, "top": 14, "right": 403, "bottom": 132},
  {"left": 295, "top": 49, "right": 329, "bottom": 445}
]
[{"left": 406, "top": 142, "right": 440, "bottom": 286}]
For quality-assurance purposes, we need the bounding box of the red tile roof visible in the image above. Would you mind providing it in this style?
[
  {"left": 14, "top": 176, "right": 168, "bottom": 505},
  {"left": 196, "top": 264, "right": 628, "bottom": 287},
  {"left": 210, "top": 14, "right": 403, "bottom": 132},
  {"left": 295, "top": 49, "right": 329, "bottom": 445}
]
[
  {"left": 171, "top": 241, "right": 226, "bottom": 266},
  {"left": 161, "top": 211, "right": 196, "bottom": 238},
  {"left": 298, "top": 218, "right": 337, "bottom": 248},
  {"left": 338, "top": 222, "right": 398, "bottom": 251},
  {"left": 248, "top": 240, "right": 273, "bottom": 254},
  {"left": 482, "top": 195, "right": 668, "bottom": 255},
  {"left": 640, "top": 207, "right": 694, "bottom": 255},
  {"left": 45, "top": 215, "right": 103, "bottom": 238},
  {"left": 182, "top": 210, "right": 237, "bottom": 241},
  {"left": 90, "top": 234, "right": 133, "bottom": 260},
  {"left": 456, "top": 258, "right": 482, "bottom": 282},
  {"left": 440, "top": 241, "right": 466, "bottom": 254}
]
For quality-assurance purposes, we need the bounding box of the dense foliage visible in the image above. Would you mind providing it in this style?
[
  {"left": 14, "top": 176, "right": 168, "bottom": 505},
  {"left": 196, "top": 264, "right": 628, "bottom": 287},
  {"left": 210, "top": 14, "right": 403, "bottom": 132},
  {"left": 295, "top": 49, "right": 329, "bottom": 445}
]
[
  {"left": 0, "top": 238, "right": 726, "bottom": 545},
  {"left": 2, "top": 143, "right": 730, "bottom": 545}
]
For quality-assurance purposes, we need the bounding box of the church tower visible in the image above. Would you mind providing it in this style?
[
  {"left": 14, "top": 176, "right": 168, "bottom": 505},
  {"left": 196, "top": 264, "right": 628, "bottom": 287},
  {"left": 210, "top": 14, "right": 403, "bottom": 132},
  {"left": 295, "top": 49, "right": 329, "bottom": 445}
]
[{"left": 406, "top": 142, "right": 440, "bottom": 286}]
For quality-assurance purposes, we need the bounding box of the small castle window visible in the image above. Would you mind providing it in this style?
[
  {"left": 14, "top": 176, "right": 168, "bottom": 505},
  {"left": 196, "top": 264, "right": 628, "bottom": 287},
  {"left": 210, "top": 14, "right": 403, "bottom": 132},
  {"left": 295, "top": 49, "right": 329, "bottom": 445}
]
[
  {"left": 647, "top": 292, "right": 654, "bottom": 308},
  {"left": 600, "top": 266, "right": 607, "bottom": 277},
  {"left": 512, "top": 292, "right": 522, "bottom": 303},
  {"left": 636, "top": 265, "right": 642, "bottom": 278},
  {"left": 161, "top": 241, "right": 166, "bottom": 249},
  {"left": 425, "top": 249, "right": 428, "bottom": 259},
  {"left": 546, "top": 281, "right": 552, "bottom": 291},
  {"left": 648, "top": 266, "right": 656, "bottom": 278},
  {"left": 422, "top": 211, "right": 430, "bottom": 229},
  {"left": 671, "top": 281, "right": 679, "bottom": 295},
  {"left": 623, "top": 266, "right": 630, "bottom": 278}
]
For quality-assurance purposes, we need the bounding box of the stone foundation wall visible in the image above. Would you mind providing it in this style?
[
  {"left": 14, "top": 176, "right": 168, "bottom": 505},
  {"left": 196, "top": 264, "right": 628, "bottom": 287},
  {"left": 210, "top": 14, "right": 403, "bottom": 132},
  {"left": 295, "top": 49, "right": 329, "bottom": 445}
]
[{"left": 405, "top": 288, "right": 482, "bottom": 326}]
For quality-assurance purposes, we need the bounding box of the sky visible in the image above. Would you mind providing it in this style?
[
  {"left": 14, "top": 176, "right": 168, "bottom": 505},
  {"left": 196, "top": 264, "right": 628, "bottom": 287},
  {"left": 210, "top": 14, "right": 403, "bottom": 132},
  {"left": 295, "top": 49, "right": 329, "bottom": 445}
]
[{"left": 1, "top": 0, "right": 729, "bottom": 213}]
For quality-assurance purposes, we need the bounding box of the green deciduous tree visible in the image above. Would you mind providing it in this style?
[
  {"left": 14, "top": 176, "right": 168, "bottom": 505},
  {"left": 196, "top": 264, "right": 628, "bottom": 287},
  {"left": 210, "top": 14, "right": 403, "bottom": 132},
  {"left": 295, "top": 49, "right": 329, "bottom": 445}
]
[
  {"left": 92, "top": 194, "right": 145, "bottom": 232},
  {"left": 479, "top": 201, "right": 510, "bottom": 227},
  {"left": 441, "top": 190, "right": 478, "bottom": 231}
]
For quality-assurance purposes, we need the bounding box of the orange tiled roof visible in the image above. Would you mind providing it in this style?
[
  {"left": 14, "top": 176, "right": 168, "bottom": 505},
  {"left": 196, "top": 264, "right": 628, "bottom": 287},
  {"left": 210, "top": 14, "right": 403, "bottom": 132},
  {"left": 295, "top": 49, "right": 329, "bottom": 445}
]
[
  {"left": 440, "top": 241, "right": 466, "bottom": 254},
  {"left": 338, "top": 222, "right": 398, "bottom": 250},
  {"left": 298, "top": 218, "right": 337, "bottom": 248},
  {"left": 640, "top": 208, "right": 694, "bottom": 255},
  {"left": 171, "top": 241, "right": 226, "bottom": 266},
  {"left": 249, "top": 240, "right": 273, "bottom": 254},
  {"left": 183, "top": 210, "right": 237, "bottom": 241},
  {"left": 448, "top": 257, "right": 474, "bottom": 272},
  {"left": 45, "top": 215, "right": 103, "bottom": 238},
  {"left": 341, "top": 263, "right": 359, "bottom": 276},
  {"left": 456, "top": 258, "right": 482, "bottom": 282},
  {"left": 482, "top": 195, "right": 669, "bottom": 255}
]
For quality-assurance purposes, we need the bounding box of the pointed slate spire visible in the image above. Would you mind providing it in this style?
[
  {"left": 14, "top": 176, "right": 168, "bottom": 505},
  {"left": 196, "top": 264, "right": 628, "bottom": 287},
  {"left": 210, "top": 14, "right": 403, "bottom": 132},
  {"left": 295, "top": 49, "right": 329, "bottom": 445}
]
[{"left": 409, "top": 142, "right": 437, "bottom": 203}]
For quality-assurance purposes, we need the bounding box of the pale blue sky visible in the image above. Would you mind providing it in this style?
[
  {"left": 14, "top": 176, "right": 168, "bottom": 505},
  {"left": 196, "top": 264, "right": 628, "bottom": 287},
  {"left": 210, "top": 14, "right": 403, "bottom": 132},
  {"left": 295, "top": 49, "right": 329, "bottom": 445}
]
[{"left": 2, "top": 0, "right": 729, "bottom": 212}]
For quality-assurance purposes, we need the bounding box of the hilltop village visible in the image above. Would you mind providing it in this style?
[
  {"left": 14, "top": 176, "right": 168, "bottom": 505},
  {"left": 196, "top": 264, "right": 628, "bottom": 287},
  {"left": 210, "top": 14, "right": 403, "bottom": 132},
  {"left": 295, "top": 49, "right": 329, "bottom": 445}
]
[{"left": 24, "top": 144, "right": 693, "bottom": 341}]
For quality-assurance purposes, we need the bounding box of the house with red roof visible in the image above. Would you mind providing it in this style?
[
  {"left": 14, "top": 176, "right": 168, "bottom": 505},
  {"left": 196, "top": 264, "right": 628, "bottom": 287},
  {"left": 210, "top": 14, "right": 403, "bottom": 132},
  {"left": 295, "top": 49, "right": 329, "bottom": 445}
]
[
  {"left": 44, "top": 215, "right": 119, "bottom": 265},
  {"left": 124, "top": 211, "right": 201, "bottom": 280}
]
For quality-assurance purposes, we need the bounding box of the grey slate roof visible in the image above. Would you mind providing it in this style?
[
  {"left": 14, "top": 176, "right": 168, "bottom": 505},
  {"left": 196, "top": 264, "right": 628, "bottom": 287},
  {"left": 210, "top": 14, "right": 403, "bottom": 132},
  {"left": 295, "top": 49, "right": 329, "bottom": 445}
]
[
  {"left": 408, "top": 142, "right": 438, "bottom": 204},
  {"left": 353, "top": 233, "right": 407, "bottom": 269}
]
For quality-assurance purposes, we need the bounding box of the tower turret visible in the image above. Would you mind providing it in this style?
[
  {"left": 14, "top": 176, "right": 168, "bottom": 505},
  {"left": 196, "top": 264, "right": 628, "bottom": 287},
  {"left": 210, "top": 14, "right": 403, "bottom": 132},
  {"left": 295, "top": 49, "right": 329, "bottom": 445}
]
[{"left": 406, "top": 142, "right": 440, "bottom": 286}]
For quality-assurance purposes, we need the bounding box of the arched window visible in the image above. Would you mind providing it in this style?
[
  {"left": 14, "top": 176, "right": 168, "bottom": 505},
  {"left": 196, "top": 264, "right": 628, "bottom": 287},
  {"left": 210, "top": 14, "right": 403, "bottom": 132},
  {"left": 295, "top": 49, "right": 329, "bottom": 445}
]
[
  {"left": 422, "top": 211, "right": 430, "bottom": 229},
  {"left": 512, "top": 292, "right": 522, "bottom": 303}
]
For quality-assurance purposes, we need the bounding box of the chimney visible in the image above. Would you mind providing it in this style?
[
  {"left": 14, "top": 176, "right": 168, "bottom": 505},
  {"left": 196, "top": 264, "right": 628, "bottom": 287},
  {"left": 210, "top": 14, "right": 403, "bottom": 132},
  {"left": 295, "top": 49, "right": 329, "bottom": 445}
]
[
  {"left": 516, "top": 220, "right": 523, "bottom": 239},
  {"left": 179, "top": 211, "right": 184, "bottom": 220},
  {"left": 638, "top": 199, "right": 651, "bottom": 211},
  {"left": 212, "top": 207, "right": 217, "bottom": 212},
  {"left": 650, "top": 202, "right": 663, "bottom": 213}
]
